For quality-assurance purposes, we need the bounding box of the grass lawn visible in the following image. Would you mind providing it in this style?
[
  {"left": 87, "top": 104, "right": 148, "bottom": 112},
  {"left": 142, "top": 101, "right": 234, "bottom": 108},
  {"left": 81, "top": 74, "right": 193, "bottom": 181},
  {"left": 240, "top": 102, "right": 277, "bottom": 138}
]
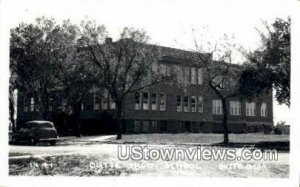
[
  {"left": 106, "top": 133, "right": 289, "bottom": 145},
  {"left": 9, "top": 133, "right": 289, "bottom": 177},
  {"left": 9, "top": 144, "right": 289, "bottom": 177}
]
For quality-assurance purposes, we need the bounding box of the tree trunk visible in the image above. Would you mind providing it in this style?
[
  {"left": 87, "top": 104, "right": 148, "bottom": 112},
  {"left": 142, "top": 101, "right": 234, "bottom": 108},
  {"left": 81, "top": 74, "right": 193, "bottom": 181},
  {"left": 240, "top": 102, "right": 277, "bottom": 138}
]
[
  {"left": 72, "top": 102, "right": 82, "bottom": 137},
  {"left": 116, "top": 99, "right": 124, "bottom": 140},
  {"left": 222, "top": 98, "right": 229, "bottom": 144}
]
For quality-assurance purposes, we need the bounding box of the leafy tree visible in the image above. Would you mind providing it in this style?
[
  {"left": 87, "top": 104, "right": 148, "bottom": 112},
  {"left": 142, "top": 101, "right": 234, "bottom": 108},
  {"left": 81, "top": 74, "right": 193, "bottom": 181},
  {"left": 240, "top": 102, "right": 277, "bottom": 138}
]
[
  {"left": 10, "top": 18, "right": 77, "bottom": 120},
  {"left": 80, "top": 21, "right": 173, "bottom": 139},
  {"left": 240, "top": 18, "right": 290, "bottom": 106},
  {"left": 58, "top": 36, "right": 100, "bottom": 136}
]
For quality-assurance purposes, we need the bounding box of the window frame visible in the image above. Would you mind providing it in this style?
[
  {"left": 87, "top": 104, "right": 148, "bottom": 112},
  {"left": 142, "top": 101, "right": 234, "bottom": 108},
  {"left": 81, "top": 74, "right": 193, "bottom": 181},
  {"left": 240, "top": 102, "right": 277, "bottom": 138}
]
[
  {"left": 159, "top": 92, "right": 166, "bottom": 111},
  {"left": 198, "top": 68, "right": 203, "bottom": 85},
  {"left": 212, "top": 99, "right": 223, "bottom": 115},
  {"left": 190, "top": 96, "right": 196, "bottom": 112},
  {"left": 260, "top": 103, "right": 267, "bottom": 117},
  {"left": 142, "top": 92, "right": 150, "bottom": 110},
  {"left": 198, "top": 96, "right": 203, "bottom": 113},
  {"left": 229, "top": 101, "right": 241, "bottom": 116},
  {"left": 134, "top": 92, "right": 141, "bottom": 110},
  {"left": 246, "top": 102, "right": 256, "bottom": 116}
]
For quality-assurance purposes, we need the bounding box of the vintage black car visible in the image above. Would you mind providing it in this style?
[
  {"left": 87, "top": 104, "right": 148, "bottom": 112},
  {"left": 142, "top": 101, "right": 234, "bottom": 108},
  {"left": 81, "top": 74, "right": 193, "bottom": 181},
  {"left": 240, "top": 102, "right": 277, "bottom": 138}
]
[{"left": 12, "top": 121, "right": 58, "bottom": 145}]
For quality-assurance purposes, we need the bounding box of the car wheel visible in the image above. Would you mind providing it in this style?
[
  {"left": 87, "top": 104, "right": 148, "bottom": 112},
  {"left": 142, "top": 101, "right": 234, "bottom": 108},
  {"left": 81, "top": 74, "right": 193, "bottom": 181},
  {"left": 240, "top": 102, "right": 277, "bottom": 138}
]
[{"left": 50, "top": 140, "right": 56, "bottom": 146}]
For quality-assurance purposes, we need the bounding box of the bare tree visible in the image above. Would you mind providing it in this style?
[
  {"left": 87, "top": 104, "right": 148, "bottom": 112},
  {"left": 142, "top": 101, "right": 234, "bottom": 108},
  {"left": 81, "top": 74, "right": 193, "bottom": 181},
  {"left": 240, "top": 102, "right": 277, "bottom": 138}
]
[
  {"left": 193, "top": 35, "right": 244, "bottom": 144},
  {"left": 80, "top": 22, "right": 173, "bottom": 139}
]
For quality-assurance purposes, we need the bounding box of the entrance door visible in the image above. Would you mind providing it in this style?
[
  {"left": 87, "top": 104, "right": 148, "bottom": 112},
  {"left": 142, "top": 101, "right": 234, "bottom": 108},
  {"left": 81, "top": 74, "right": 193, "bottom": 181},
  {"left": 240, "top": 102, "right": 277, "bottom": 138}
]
[{"left": 184, "top": 121, "right": 191, "bottom": 132}]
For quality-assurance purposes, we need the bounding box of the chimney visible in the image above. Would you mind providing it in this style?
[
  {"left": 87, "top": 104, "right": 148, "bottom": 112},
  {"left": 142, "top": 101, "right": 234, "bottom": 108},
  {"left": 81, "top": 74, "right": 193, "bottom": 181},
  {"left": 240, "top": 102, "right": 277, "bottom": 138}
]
[{"left": 105, "top": 37, "right": 113, "bottom": 44}]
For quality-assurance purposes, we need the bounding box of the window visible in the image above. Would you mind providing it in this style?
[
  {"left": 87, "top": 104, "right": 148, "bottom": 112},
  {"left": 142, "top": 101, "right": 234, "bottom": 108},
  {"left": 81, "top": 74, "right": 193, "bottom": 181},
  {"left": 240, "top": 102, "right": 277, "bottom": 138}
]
[
  {"left": 49, "top": 97, "right": 54, "bottom": 111},
  {"left": 24, "top": 97, "right": 29, "bottom": 112},
  {"left": 184, "top": 96, "right": 189, "bottom": 112},
  {"left": 142, "top": 92, "right": 149, "bottom": 110},
  {"left": 94, "top": 92, "right": 100, "bottom": 110},
  {"left": 109, "top": 95, "right": 116, "bottom": 109},
  {"left": 159, "top": 93, "right": 166, "bottom": 111},
  {"left": 198, "top": 96, "right": 203, "bottom": 113},
  {"left": 62, "top": 100, "right": 67, "bottom": 112},
  {"left": 261, "top": 103, "right": 267, "bottom": 117},
  {"left": 101, "top": 90, "right": 109, "bottom": 110},
  {"left": 230, "top": 101, "right": 241, "bottom": 116},
  {"left": 151, "top": 93, "right": 157, "bottom": 110},
  {"left": 184, "top": 67, "right": 190, "bottom": 84},
  {"left": 142, "top": 121, "right": 150, "bottom": 132},
  {"left": 246, "top": 102, "right": 256, "bottom": 116},
  {"left": 176, "top": 95, "right": 182, "bottom": 112},
  {"left": 198, "top": 68, "right": 203, "bottom": 85},
  {"left": 30, "top": 97, "right": 35, "bottom": 112},
  {"left": 81, "top": 103, "right": 84, "bottom": 111},
  {"left": 212, "top": 99, "right": 222, "bottom": 115},
  {"left": 151, "top": 121, "right": 158, "bottom": 133},
  {"left": 191, "top": 96, "right": 196, "bottom": 112},
  {"left": 134, "top": 92, "right": 141, "bottom": 110},
  {"left": 175, "top": 65, "right": 184, "bottom": 83},
  {"left": 191, "top": 67, "right": 196, "bottom": 84},
  {"left": 134, "top": 120, "right": 141, "bottom": 133}
]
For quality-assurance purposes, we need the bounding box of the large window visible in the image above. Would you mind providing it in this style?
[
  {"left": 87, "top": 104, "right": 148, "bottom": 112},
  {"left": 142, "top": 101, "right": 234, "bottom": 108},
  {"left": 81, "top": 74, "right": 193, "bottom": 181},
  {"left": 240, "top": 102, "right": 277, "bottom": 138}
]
[
  {"left": 94, "top": 92, "right": 100, "bottom": 110},
  {"left": 184, "top": 67, "right": 190, "bottom": 84},
  {"left": 30, "top": 97, "right": 35, "bottom": 112},
  {"left": 198, "top": 96, "right": 203, "bottom": 113},
  {"left": 230, "top": 101, "right": 241, "bottom": 116},
  {"left": 261, "top": 103, "right": 267, "bottom": 117},
  {"left": 142, "top": 92, "right": 149, "bottom": 110},
  {"left": 151, "top": 93, "right": 157, "bottom": 110},
  {"left": 183, "top": 96, "right": 189, "bottom": 112},
  {"left": 48, "top": 97, "right": 54, "bottom": 111},
  {"left": 159, "top": 93, "right": 166, "bottom": 111},
  {"left": 101, "top": 90, "right": 109, "bottom": 110},
  {"left": 175, "top": 65, "right": 184, "bottom": 83},
  {"left": 190, "top": 96, "right": 196, "bottom": 112},
  {"left": 212, "top": 99, "right": 222, "bottom": 115},
  {"left": 81, "top": 103, "right": 84, "bottom": 111},
  {"left": 246, "top": 102, "right": 256, "bottom": 116},
  {"left": 109, "top": 95, "right": 116, "bottom": 109},
  {"left": 134, "top": 120, "right": 141, "bottom": 133},
  {"left": 151, "top": 121, "right": 158, "bottom": 133},
  {"left": 191, "top": 67, "right": 196, "bottom": 84},
  {"left": 134, "top": 92, "right": 141, "bottom": 110},
  {"left": 198, "top": 68, "right": 203, "bottom": 85},
  {"left": 142, "top": 121, "right": 150, "bottom": 132},
  {"left": 176, "top": 95, "right": 182, "bottom": 112}
]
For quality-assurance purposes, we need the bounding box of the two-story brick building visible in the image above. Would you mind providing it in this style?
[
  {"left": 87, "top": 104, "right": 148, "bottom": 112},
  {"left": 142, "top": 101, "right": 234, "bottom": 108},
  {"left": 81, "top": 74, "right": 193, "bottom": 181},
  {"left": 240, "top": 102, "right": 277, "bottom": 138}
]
[{"left": 16, "top": 43, "right": 273, "bottom": 135}]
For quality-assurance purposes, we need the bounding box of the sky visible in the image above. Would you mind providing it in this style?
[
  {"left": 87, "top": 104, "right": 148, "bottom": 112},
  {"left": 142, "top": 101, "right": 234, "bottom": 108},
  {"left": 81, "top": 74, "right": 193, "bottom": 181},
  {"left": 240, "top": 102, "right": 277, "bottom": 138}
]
[{"left": 2, "top": 0, "right": 292, "bottom": 124}]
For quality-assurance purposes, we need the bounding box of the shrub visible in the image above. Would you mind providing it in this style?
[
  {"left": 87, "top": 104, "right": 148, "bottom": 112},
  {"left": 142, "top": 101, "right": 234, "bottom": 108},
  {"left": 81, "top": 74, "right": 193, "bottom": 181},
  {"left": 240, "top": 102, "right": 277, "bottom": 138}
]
[{"left": 274, "top": 122, "right": 290, "bottom": 135}]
